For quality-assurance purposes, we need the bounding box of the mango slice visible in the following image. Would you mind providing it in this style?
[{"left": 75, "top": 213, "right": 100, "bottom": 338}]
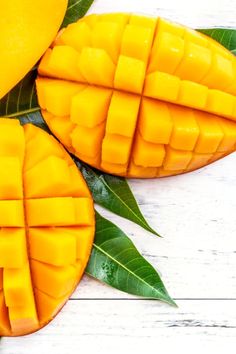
[
  {"left": 0, "top": 119, "right": 95, "bottom": 336},
  {"left": 0, "top": 0, "right": 68, "bottom": 99},
  {"left": 37, "top": 14, "right": 236, "bottom": 178}
]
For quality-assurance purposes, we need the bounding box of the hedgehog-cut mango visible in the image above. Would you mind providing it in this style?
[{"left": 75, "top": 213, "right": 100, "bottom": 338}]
[
  {"left": 0, "top": 119, "right": 95, "bottom": 336},
  {"left": 37, "top": 13, "right": 236, "bottom": 178},
  {"left": 0, "top": 0, "right": 68, "bottom": 99}
]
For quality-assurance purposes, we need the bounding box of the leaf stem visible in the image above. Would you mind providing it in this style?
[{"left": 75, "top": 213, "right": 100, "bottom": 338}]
[{"left": 4, "top": 107, "right": 40, "bottom": 118}]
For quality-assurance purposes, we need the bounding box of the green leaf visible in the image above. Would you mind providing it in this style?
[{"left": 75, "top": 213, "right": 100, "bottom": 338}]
[
  {"left": 76, "top": 160, "right": 160, "bottom": 236},
  {"left": 62, "top": 0, "right": 94, "bottom": 27},
  {"left": 86, "top": 213, "right": 175, "bottom": 305},
  {"left": 198, "top": 28, "right": 236, "bottom": 54},
  {"left": 0, "top": 68, "right": 39, "bottom": 118}
]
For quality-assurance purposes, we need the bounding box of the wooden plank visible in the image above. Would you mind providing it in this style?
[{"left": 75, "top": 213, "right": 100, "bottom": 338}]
[{"left": 1, "top": 300, "right": 236, "bottom": 353}]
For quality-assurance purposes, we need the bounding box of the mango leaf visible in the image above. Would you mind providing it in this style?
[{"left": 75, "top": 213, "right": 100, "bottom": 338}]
[
  {"left": 86, "top": 213, "right": 175, "bottom": 305},
  {"left": 76, "top": 160, "right": 160, "bottom": 236},
  {"left": 0, "top": 68, "right": 39, "bottom": 117},
  {"left": 62, "top": 0, "right": 94, "bottom": 27},
  {"left": 198, "top": 28, "right": 236, "bottom": 54}
]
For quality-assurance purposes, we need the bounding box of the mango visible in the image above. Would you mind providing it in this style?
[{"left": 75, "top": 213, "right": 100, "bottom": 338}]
[
  {"left": 0, "top": 0, "right": 68, "bottom": 99},
  {"left": 0, "top": 119, "right": 95, "bottom": 336},
  {"left": 37, "top": 14, "right": 236, "bottom": 178}
]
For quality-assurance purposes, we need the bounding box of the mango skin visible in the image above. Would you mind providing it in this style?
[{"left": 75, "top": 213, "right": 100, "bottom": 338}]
[
  {"left": 37, "top": 14, "right": 236, "bottom": 178},
  {"left": 0, "top": 0, "right": 68, "bottom": 99},
  {"left": 0, "top": 119, "right": 95, "bottom": 337}
]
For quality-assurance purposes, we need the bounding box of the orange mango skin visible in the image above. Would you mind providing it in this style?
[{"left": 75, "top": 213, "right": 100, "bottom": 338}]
[
  {"left": 0, "top": 0, "right": 68, "bottom": 99},
  {"left": 0, "top": 119, "right": 95, "bottom": 337},
  {"left": 37, "top": 14, "right": 236, "bottom": 178}
]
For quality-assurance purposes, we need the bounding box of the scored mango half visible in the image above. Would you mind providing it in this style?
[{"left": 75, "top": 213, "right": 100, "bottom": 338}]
[
  {"left": 0, "top": 0, "right": 68, "bottom": 99},
  {"left": 0, "top": 119, "right": 95, "bottom": 336},
  {"left": 37, "top": 13, "right": 236, "bottom": 178}
]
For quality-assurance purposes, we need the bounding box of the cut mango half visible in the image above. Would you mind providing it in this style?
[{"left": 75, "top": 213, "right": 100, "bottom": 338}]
[
  {"left": 37, "top": 13, "right": 236, "bottom": 178},
  {"left": 0, "top": 119, "right": 95, "bottom": 336}
]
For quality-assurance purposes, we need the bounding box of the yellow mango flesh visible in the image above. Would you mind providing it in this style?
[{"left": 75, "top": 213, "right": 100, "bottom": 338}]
[
  {"left": 37, "top": 14, "right": 236, "bottom": 178},
  {"left": 0, "top": 119, "right": 95, "bottom": 336},
  {"left": 0, "top": 0, "right": 68, "bottom": 99}
]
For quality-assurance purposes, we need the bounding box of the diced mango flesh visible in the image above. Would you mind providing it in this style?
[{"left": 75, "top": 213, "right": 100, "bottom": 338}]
[
  {"left": 79, "top": 47, "right": 115, "bottom": 87},
  {"left": 0, "top": 120, "right": 95, "bottom": 336},
  {"left": 29, "top": 228, "right": 77, "bottom": 266},
  {"left": 37, "top": 13, "right": 236, "bottom": 178},
  {"left": 58, "top": 22, "right": 91, "bottom": 52}
]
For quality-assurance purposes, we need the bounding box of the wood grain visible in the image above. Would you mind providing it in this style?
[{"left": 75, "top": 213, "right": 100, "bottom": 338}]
[
  {"left": 2, "top": 0, "right": 236, "bottom": 351},
  {"left": 2, "top": 300, "right": 236, "bottom": 353}
]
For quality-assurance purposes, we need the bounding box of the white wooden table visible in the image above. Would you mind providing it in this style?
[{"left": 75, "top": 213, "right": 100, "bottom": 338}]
[{"left": 2, "top": 0, "right": 236, "bottom": 352}]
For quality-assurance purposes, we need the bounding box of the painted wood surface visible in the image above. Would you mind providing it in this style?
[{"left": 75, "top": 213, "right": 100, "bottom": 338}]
[{"left": 2, "top": 0, "right": 236, "bottom": 352}]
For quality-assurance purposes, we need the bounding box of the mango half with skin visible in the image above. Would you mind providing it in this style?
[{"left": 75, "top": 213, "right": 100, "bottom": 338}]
[
  {"left": 0, "top": 119, "right": 95, "bottom": 336},
  {"left": 0, "top": 0, "right": 68, "bottom": 99},
  {"left": 37, "top": 13, "right": 236, "bottom": 178}
]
